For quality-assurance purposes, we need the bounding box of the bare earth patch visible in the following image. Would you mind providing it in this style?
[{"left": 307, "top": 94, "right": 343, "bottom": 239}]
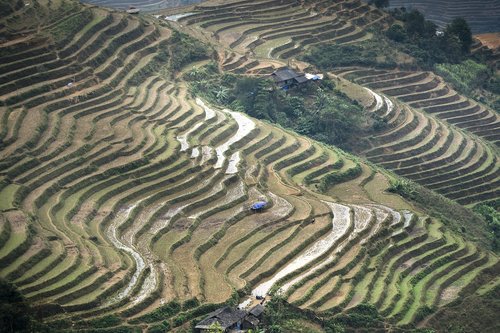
[{"left": 475, "top": 33, "right": 500, "bottom": 50}]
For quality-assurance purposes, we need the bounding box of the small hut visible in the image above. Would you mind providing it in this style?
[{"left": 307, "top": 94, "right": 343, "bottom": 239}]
[
  {"left": 270, "top": 67, "right": 308, "bottom": 88},
  {"left": 126, "top": 6, "right": 140, "bottom": 14},
  {"left": 195, "top": 305, "right": 264, "bottom": 332},
  {"left": 251, "top": 201, "right": 267, "bottom": 212}
]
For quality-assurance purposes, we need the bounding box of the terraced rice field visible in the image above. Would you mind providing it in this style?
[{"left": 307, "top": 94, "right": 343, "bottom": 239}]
[
  {"left": 171, "top": 0, "right": 499, "bottom": 206},
  {"left": 387, "top": 0, "right": 500, "bottom": 34},
  {"left": 84, "top": 0, "right": 204, "bottom": 11},
  {"left": 0, "top": 0, "right": 498, "bottom": 331},
  {"left": 336, "top": 69, "right": 500, "bottom": 206},
  {"left": 177, "top": 0, "right": 391, "bottom": 74}
]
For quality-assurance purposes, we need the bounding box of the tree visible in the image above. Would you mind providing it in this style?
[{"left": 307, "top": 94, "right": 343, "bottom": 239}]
[
  {"left": 250, "top": 80, "right": 274, "bottom": 119},
  {"left": 215, "top": 86, "right": 229, "bottom": 103},
  {"left": 370, "top": 0, "right": 389, "bottom": 8},
  {"left": 441, "top": 33, "right": 465, "bottom": 63},
  {"left": 446, "top": 18, "right": 473, "bottom": 53},
  {"left": 325, "top": 320, "right": 346, "bottom": 333},
  {"left": 185, "top": 66, "right": 207, "bottom": 81},
  {"left": 0, "top": 279, "right": 32, "bottom": 333},
  {"left": 404, "top": 10, "right": 426, "bottom": 37},
  {"left": 386, "top": 24, "right": 407, "bottom": 42},
  {"left": 313, "top": 87, "right": 330, "bottom": 113}
]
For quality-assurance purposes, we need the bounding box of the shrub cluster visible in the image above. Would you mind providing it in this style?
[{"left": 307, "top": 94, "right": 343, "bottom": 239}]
[
  {"left": 186, "top": 64, "right": 369, "bottom": 150},
  {"left": 386, "top": 10, "right": 473, "bottom": 66}
]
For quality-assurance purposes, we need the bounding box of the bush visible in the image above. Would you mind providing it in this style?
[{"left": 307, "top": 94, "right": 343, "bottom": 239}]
[
  {"left": 302, "top": 40, "right": 398, "bottom": 69},
  {"left": 168, "top": 30, "right": 209, "bottom": 72},
  {"left": 330, "top": 304, "right": 384, "bottom": 329},
  {"left": 435, "top": 60, "right": 489, "bottom": 95},
  {"left": 388, "top": 178, "right": 418, "bottom": 200},
  {"left": 0, "top": 278, "right": 51, "bottom": 332},
  {"left": 75, "top": 315, "right": 121, "bottom": 329},
  {"left": 386, "top": 24, "right": 407, "bottom": 42},
  {"left": 147, "top": 322, "right": 171, "bottom": 333},
  {"left": 370, "top": 0, "right": 389, "bottom": 8},
  {"left": 51, "top": 9, "right": 93, "bottom": 43},
  {"left": 182, "top": 298, "right": 200, "bottom": 310},
  {"left": 133, "top": 301, "right": 181, "bottom": 323},
  {"left": 414, "top": 305, "right": 435, "bottom": 322},
  {"left": 446, "top": 18, "right": 473, "bottom": 53},
  {"left": 187, "top": 65, "right": 370, "bottom": 150},
  {"left": 386, "top": 9, "right": 474, "bottom": 66},
  {"left": 473, "top": 203, "right": 500, "bottom": 251},
  {"left": 388, "top": 176, "right": 494, "bottom": 251}
]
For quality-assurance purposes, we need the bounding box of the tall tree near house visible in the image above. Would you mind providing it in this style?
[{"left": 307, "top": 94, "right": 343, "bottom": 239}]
[
  {"left": 370, "top": 0, "right": 389, "bottom": 8},
  {"left": 0, "top": 279, "right": 32, "bottom": 333},
  {"left": 446, "top": 17, "right": 473, "bottom": 53}
]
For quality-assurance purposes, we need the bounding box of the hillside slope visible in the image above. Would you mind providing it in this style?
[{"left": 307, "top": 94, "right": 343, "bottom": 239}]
[
  {"left": 175, "top": 0, "right": 499, "bottom": 206},
  {"left": 387, "top": 0, "right": 500, "bottom": 34}
]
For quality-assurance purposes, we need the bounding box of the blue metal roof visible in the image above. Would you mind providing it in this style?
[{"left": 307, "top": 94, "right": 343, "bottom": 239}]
[{"left": 251, "top": 201, "right": 267, "bottom": 210}]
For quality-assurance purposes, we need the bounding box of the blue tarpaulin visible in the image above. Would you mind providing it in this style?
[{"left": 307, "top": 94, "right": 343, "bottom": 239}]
[{"left": 251, "top": 201, "right": 267, "bottom": 210}]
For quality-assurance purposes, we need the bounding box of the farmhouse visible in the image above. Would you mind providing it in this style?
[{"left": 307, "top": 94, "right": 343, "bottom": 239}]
[
  {"left": 126, "top": 6, "right": 140, "bottom": 14},
  {"left": 270, "top": 67, "right": 309, "bottom": 88},
  {"left": 195, "top": 305, "right": 264, "bottom": 332}
]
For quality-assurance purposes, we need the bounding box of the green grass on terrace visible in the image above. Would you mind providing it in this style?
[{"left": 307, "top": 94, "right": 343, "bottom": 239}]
[{"left": 0, "top": 183, "right": 20, "bottom": 210}]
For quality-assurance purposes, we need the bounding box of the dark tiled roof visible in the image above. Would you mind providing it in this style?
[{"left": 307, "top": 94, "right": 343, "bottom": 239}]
[
  {"left": 248, "top": 304, "right": 265, "bottom": 317},
  {"left": 245, "top": 314, "right": 260, "bottom": 326},
  {"left": 294, "top": 75, "right": 309, "bottom": 84},
  {"left": 272, "top": 67, "right": 301, "bottom": 82},
  {"left": 195, "top": 306, "right": 247, "bottom": 329}
]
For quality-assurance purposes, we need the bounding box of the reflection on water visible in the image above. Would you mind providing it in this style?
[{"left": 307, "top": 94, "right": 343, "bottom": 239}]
[{"left": 84, "top": 0, "right": 204, "bottom": 11}]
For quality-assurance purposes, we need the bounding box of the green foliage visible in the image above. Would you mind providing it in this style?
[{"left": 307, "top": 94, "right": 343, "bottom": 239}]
[
  {"left": 324, "top": 321, "right": 345, "bottom": 333},
  {"left": 51, "top": 9, "right": 93, "bottom": 43},
  {"left": 0, "top": 0, "right": 22, "bottom": 16},
  {"left": 147, "top": 321, "right": 171, "bottom": 333},
  {"left": 485, "top": 74, "right": 500, "bottom": 95},
  {"left": 446, "top": 18, "right": 473, "bottom": 53},
  {"left": 435, "top": 60, "right": 489, "bottom": 95},
  {"left": 369, "top": 0, "right": 389, "bottom": 8},
  {"left": 66, "top": 326, "right": 140, "bottom": 333},
  {"left": 327, "top": 303, "right": 384, "bottom": 329},
  {"left": 388, "top": 178, "right": 418, "bottom": 200},
  {"left": 187, "top": 65, "right": 369, "bottom": 149},
  {"left": 402, "top": 10, "right": 436, "bottom": 38},
  {"left": 0, "top": 278, "right": 51, "bottom": 333},
  {"left": 132, "top": 300, "right": 181, "bottom": 323},
  {"left": 426, "top": 285, "right": 500, "bottom": 333},
  {"left": 207, "top": 321, "right": 224, "bottom": 333},
  {"left": 414, "top": 305, "right": 435, "bottom": 323},
  {"left": 0, "top": 278, "right": 32, "bottom": 333},
  {"left": 168, "top": 30, "right": 209, "bottom": 72},
  {"left": 128, "top": 47, "right": 170, "bottom": 86},
  {"left": 473, "top": 203, "right": 500, "bottom": 251},
  {"left": 75, "top": 315, "right": 122, "bottom": 329},
  {"left": 264, "top": 296, "right": 287, "bottom": 328},
  {"left": 260, "top": 296, "right": 324, "bottom": 333},
  {"left": 170, "top": 303, "right": 225, "bottom": 328},
  {"left": 388, "top": 176, "right": 494, "bottom": 251},
  {"left": 387, "top": 9, "right": 473, "bottom": 66},
  {"left": 318, "top": 163, "right": 362, "bottom": 192},
  {"left": 386, "top": 24, "right": 407, "bottom": 42},
  {"left": 302, "top": 39, "right": 399, "bottom": 69},
  {"left": 182, "top": 298, "right": 200, "bottom": 310},
  {"left": 346, "top": 303, "right": 379, "bottom": 317}
]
